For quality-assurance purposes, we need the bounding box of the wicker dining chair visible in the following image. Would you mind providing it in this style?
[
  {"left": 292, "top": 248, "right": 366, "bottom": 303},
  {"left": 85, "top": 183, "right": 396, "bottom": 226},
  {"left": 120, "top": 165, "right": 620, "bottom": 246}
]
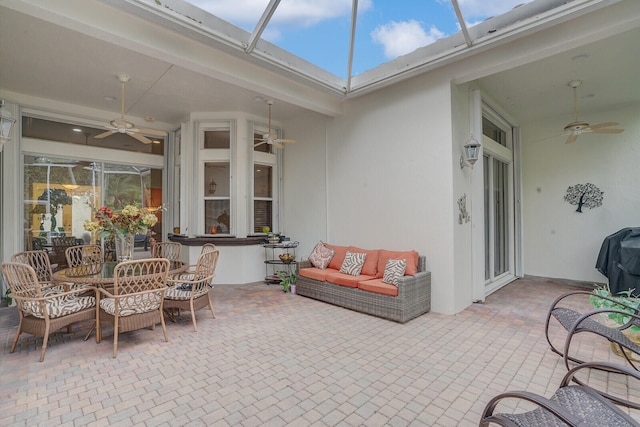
[
  {"left": 165, "top": 248, "right": 219, "bottom": 332},
  {"left": 11, "top": 250, "right": 56, "bottom": 284},
  {"left": 200, "top": 243, "right": 217, "bottom": 255},
  {"left": 151, "top": 242, "right": 182, "bottom": 261},
  {"left": 50, "top": 236, "right": 79, "bottom": 270},
  {"left": 480, "top": 361, "right": 640, "bottom": 426},
  {"left": 65, "top": 245, "right": 103, "bottom": 268},
  {"left": 1, "top": 262, "right": 96, "bottom": 362},
  {"left": 95, "top": 258, "right": 170, "bottom": 358}
]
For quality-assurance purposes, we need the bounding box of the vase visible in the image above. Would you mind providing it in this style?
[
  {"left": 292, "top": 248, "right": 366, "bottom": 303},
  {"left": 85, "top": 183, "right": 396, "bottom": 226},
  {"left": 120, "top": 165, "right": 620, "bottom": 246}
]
[{"left": 114, "top": 233, "right": 135, "bottom": 262}]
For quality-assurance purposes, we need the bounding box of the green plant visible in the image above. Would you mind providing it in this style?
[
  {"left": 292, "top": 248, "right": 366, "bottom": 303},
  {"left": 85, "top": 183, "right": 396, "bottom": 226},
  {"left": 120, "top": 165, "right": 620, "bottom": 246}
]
[
  {"left": 590, "top": 284, "right": 640, "bottom": 331},
  {"left": 278, "top": 272, "right": 297, "bottom": 293},
  {"left": 4, "top": 288, "right": 12, "bottom": 306}
]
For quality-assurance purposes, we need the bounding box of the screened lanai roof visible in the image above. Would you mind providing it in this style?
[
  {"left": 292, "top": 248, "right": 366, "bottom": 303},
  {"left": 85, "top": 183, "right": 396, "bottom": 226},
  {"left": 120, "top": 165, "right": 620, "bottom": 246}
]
[{"left": 155, "top": 0, "right": 584, "bottom": 95}]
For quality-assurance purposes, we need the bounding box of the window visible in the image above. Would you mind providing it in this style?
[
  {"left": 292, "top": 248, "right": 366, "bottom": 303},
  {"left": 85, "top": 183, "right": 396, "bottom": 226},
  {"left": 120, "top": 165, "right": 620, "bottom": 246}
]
[
  {"left": 204, "top": 162, "right": 230, "bottom": 234},
  {"left": 253, "top": 165, "right": 273, "bottom": 233},
  {"left": 250, "top": 121, "right": 279, "bottom": 234},
  {"left": 199, "top": 121, "right": 233, "bottom": 235}
]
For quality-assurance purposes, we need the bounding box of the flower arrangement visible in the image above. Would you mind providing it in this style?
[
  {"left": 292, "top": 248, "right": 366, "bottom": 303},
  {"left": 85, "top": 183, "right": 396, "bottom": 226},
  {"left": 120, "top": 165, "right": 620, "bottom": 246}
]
[{"left": 83, "top": 205, "right": 161, "bottom": 238}]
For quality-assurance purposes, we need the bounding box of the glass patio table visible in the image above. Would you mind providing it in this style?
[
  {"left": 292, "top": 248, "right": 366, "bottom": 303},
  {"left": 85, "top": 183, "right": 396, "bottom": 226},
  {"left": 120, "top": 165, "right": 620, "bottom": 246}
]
[{"left": 52, "top": 260, "right": 187, "bottom": 287}]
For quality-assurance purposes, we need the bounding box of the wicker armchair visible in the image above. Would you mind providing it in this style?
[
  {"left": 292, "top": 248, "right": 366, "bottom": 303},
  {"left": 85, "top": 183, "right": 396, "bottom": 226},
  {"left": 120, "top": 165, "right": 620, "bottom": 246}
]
[
  {"left": 96, "top": 258, "right": 170, "bottom": 358},
  {"left": 200, "top": 243, "right": 217, "bottom": 255},
  {"left": 1, "top": 262, "right": 96, "bottom": 362},
  {"left": 480, "top": 361, "right": 640, "bottom": 426},
  {"left": 545, "top": 290, "right": 640, "bottom": 370},
  {"left": 165, "top": 248, "right": 219, "bottom": 331},
  {"left": 65, "top": 245, "right": 103, "bottom": 268},
  {"left": 151, "top": 242, "right": 182, "bottom": 261},
  {"left": 12, "top": 250, "right": 56, "bottom": 285}
]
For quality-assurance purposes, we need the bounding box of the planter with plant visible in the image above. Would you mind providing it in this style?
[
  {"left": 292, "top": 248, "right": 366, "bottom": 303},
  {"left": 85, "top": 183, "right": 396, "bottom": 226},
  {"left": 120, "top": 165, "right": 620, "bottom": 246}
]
[
  {"left": 4, "top": 288, "right": 13, "bottom": 307},
  {"left": 278, "top": 271, "right": 297, "bottom": 293},
  {"left": 589, "top": 284, "right": 640, "bottom": 360}
]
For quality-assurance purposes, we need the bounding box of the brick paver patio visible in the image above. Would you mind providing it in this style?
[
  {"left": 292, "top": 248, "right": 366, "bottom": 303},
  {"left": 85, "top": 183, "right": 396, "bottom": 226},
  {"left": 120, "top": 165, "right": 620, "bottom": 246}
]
[{"left": 1, "top": 277, "right": 638, "bottom": 426}]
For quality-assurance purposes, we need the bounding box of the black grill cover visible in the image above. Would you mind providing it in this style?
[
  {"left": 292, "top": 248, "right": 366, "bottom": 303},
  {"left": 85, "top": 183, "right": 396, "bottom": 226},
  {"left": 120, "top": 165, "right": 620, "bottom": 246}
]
[{"left": 596, "top": 227, "right": 640, "bottom": 296}]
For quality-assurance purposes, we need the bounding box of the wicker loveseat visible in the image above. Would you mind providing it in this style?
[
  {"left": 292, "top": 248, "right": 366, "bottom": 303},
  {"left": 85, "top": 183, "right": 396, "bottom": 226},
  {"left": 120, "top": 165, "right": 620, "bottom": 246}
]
[{"left": 296, "top": 244, "right": 431, "bottom": 323}]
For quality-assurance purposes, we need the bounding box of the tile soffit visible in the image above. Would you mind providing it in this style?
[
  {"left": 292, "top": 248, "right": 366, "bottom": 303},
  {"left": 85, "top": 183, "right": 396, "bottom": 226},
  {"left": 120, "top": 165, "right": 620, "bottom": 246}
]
[{"left": 104, "top": 0, "right": 617, "bottom": 98}]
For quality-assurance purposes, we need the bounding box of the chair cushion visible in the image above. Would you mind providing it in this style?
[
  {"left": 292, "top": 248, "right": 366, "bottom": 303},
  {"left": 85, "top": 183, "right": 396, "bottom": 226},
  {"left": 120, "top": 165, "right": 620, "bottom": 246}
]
[
  {"left": 165, "top": 285, "right": 210, "bottom": 301},
  {"left": 376, "top": 250, "right": 419, "bottom": 278},
  {"left": 325, "top": 270, "right": 373, "bottom": 288},
  {"left": 100, "top": 293, "right": 162, "bottom": 317},
  {"left": 299, "top": 267, "right": 330, "bottom": 281},
  {"left": 325, "top": 244, "right": 349, "bottom": 270},
  {"left": 357, "top": 278, "right": 399, "bottom": 297},
  {"left": 24, "top": 295, "right": 96, "bottom": 319}
]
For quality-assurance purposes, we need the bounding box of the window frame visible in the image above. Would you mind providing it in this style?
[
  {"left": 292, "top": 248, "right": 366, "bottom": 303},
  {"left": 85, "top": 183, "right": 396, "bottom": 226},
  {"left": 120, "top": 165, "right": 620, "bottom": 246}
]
[{"left": 249, "top": 120, "right": 281, "bottom": 235}]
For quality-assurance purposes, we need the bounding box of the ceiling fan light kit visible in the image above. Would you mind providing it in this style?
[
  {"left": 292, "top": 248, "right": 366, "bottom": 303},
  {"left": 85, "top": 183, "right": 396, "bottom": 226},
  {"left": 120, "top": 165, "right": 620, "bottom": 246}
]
[{"left": 94, "top": 73, "right": 167, "bottom": 145}]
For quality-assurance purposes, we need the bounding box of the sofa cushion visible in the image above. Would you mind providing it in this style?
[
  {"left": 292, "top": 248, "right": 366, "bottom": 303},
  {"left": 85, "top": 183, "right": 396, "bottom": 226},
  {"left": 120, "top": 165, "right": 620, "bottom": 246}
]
[
  {"left": 325, "top": 270, "right": 373, "bottom": 288},
  {"left": 325, "top": 244, "right": 349, "bottom": 270},
  {"left": 308, "top": 242, "right": 335, "bottom": 269},
  {"left": 348, "top": 246, "right": 380, "bottom": 276},
  {"left": 376, "top": 250, "right": 420, "bottom": 278},
  {"left": 299, "top": 267, "right": 332, "bottom": 282},
  {"left": 358, "top": 278, "right": 399, "bottom": 297},
  {"left": 382, "top": 259, "right": 407, "bottom": 286},
  {"left": 339, "top": 251, "right": 366, "bottom": 276}
]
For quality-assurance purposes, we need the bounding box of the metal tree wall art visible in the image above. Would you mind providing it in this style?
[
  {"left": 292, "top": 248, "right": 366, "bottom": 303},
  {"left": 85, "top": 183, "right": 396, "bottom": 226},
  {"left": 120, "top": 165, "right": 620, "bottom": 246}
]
[{"left": 564, "top": 183, "right": 603, "bottom": 213}]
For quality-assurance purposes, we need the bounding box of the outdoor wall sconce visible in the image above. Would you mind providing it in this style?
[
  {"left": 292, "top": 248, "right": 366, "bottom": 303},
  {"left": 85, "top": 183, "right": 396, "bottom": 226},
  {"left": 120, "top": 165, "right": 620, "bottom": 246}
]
[
  {"left": 208, "top": 178, "right": 217, "bottom": 195},
  {"left": 0, "top": 100, "right": 16, "bottom": 153},
  {"left": 460, "top": 136, "right": 481, "bottom": 169}
]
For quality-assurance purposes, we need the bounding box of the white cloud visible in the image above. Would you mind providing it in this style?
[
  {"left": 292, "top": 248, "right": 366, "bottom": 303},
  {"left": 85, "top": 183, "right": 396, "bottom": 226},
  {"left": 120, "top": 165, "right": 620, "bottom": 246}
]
[
  {"left": 187, "top": 0, "right": 372, "bottom": 28},
  {"left": 371, "top": 20, "right": 444, "bottom": 59}
]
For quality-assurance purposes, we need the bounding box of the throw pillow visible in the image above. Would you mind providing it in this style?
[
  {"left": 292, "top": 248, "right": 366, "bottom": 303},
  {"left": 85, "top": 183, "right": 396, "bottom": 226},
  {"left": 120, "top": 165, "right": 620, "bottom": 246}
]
[
  {"left": 382, "top": 259, "right": 407, "bottom": 286},
  {"left": 308, "top": 242, "right": 335, "bottom": 269},
  {"left": 339, "top": 251, "right": 366, "bottom": 276}
]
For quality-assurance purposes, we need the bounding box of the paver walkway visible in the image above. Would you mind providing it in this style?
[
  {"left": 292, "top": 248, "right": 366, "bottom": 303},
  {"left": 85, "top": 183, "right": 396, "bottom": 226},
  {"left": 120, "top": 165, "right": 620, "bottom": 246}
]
[{"left": 1, "top": 277, "right": 638, "bottom": 426}]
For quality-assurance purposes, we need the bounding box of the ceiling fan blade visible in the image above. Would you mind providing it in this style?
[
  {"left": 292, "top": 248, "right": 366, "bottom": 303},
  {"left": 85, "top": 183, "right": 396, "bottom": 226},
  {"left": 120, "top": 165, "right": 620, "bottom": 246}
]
[
  {"left": 589, "top": 121, "right": 619, "bottom": 129},
  {"left": 565, "top": 133, "right": 578, "bottom": 144},
  {"left": 94, "top": 130, "right": 116, "bottom": 139},
  {"left": 136, "top": 128, "right": 168, "bottom": 137},
  {"left": 591, "top": 128, "right": 624, "bottom": 134},
  {"left": 130, "top": 132, "right": 153, "bottom": 144},
  {"left": 276, "top": 138, "right": 297, "bottom": 144},
  {"left": 273, "top": 141, "right": 284, "bottom": 149},
  {"left": 254, "top": 141, "right": 267, "bottom": 148}
]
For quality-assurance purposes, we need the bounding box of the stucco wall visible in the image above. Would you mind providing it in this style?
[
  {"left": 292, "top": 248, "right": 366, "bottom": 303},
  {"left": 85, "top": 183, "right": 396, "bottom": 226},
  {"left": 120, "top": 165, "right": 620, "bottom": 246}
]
[
  {"left": 521, "top": 103, "right": 640, "bottom": 283},
  {"left": 284, "top": 70, "right": 458, "bottom": 314}
]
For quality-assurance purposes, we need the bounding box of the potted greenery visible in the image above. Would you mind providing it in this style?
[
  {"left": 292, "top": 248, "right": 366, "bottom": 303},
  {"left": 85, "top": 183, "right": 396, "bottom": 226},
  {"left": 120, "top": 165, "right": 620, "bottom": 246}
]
[
  {"left": 278, "top": 271, "right": 297, "bottom": 293},
  {"left": 4, "top": 288, "right": 14, "bottom": 307},
  {"left": 590, "top": 284, "right": 640, "bottom": 360}
]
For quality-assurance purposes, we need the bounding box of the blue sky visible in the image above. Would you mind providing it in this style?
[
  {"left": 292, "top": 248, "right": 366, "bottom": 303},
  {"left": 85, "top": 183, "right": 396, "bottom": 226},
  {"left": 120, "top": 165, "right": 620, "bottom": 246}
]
[{"left": 187, "top": 0, "right": 531, "bottom": 78}]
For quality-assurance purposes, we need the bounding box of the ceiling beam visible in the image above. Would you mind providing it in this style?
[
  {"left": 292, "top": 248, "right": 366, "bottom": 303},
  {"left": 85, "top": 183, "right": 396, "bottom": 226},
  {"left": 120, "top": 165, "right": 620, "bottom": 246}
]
[
  {"left": 245, "top": 0, "right": 281, "bottom": 54},
  {"left": 345, "top": 0, "right": 359, "bottom": 93},
  {"left": 451, "top": 0, "right": 473, "bottom": 47}
]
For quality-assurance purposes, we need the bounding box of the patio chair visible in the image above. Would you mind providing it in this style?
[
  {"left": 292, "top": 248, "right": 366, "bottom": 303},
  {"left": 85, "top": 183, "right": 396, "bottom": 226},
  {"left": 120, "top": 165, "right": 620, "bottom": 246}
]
[
  {"left": 165, "top": 248, "right": 219, "bottom": 331},
  {"left": 65, "top": 245, "right": 103, "bottom": 268},
  {"left": 96, "top": 258, "right": 170, "bottom": 358},
  {"left": 1, "top": 262, "right": 96, "bottom": 362},
  {"left": 11, "top": 250, "right": 56, "bottom": 285},
  {"left": 50, "top": 236, "right": 79, "bottom": 270},
  {"left": 545, "top": 290, "right": 640, "bottom": 370},
  {"left": 200, "top": 243, "right": 217, "bottom": 254},
  {"left": 151, "top": 242, "right": 182, "bottom": 262},
  {"left": 480, "top": 361, "right": 640, "bottom": 426}
]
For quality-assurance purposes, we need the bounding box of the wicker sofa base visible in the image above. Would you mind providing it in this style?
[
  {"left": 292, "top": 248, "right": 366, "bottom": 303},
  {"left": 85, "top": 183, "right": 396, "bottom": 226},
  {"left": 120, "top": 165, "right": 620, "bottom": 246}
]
[{"left": 296, "top": 257, "right": 431, "bottom": 323}]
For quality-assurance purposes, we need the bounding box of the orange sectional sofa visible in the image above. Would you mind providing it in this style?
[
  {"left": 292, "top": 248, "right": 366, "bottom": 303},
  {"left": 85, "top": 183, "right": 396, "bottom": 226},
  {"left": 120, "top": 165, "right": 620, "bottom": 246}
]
[{"left": 296, "top": 244, "right": 431, "bottom": 323}]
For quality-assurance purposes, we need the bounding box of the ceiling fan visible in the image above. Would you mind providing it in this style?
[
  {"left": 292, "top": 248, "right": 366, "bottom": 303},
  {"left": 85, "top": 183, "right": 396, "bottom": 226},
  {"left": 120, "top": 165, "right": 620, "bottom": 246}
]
[
  {"left": 562, "top": 80, "right": 624, "bottom": 144},
  {"left": 94, "top": 74, "right": 167, "bottom": 145},
  {"left": 254, "top": 100, "right": 297, "bottom": 149}
]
